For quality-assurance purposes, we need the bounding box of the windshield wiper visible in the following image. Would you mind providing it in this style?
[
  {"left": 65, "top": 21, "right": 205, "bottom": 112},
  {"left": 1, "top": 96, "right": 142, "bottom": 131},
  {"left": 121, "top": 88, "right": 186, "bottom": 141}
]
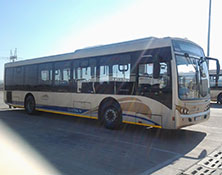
[{"left": 184, "top": 53, "right": 198, "bottom": 72}]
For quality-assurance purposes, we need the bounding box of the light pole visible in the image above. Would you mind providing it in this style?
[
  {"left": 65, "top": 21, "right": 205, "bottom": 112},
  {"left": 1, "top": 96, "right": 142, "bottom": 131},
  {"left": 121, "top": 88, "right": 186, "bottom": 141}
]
[{"left": 207, "top": 0, "right": 212, "bottom": 57}]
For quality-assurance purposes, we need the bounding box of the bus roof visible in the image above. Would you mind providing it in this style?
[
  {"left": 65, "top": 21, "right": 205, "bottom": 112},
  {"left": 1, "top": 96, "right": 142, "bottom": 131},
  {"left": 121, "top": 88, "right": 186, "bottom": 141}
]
[{"left": 5, "top": 37, "right": 192, "bottom": 68}]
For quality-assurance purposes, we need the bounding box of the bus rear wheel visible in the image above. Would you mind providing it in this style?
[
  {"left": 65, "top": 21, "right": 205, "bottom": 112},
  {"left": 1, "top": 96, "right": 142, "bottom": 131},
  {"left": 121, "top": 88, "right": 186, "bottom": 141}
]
[
  {"left": 25, "top": 95, "right": 36, "bottom": 114},
  {"left": 217, "top": 93, "right": 222, "bottom": 104},
  {"left": 101, "top": 104, "right": 122, "bottom": 129}
]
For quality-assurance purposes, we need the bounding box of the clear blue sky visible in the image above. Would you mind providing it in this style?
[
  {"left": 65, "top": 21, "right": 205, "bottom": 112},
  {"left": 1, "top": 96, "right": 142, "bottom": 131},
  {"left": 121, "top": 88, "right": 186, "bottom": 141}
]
[{"left": 1, "top": 0, "right": 221, "bottom": 80}]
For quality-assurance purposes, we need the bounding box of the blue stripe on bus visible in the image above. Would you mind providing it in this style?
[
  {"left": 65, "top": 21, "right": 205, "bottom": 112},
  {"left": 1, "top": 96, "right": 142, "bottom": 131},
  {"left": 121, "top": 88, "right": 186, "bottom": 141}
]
[
  {"left": 37, "top": 105, "right": 160, "bottom": 126},
  {"left": 12, "top": 101, "right": 24, "bottom": 105},
  {"left": 122, "top": 113, "right": 160, "bottom": 126},
  {"left": 10, "top": 101, "right": 160, "bottom": 126},
  {"left": 36, "top": 105, "right": 88, "bottom": 114}
]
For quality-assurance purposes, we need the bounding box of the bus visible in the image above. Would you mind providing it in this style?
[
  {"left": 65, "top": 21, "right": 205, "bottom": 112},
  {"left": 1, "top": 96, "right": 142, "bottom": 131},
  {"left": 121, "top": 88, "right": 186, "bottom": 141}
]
[
  {"left": 209, "top": 69, "right": 222, "bottom": 103},
  {"left": 4, "top": 37, "right": 211, "bottom": 129}
]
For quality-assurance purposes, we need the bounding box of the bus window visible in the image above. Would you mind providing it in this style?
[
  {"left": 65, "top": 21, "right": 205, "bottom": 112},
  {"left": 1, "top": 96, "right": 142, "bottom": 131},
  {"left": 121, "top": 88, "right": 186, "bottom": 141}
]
[
  {"left": 14, "top": 67, "right": 24, "bottom": 89},
  {"left": 210, "top": 75, "right": 216, "bottom": 88},
  {"left": 24, "top": 65, "right": 38, "bottom": 90},
  {"left": 77, "top": 59, "right": 96, "bottom": 82},
  {"left": 76, "top": 59, "right": 97, "bottom": 93},
  {"left": 112, "top": 64, "right": 130, "bottom": 81},
  {"left": 218, "top": 75, "right": 222, "bottom": 88},
  {"left": 96, "top": 55, "right": 133, "bottom": 94},
  {"left": 39, "top": 63, "right": 53, "bottom": 87},
  {"left": 63, "top": 68, "right": 70, "bottom": 81},
  {"left": 54, "top": 61, "right": 71, "bottom": 86},
  {"left": 159, "top": 62, "right": 169, "bottom": 89},
  {"left": 99, "top": 65, "right": 109, "bottom": 82},
  {"left": 5, "top": 68, "right": 14, "bottom": 90},
  {"left": 138, "top": 60, "right": 170, "bottom": 93},
  {"left": 139, "top": 63, "right": 153, "bottom": 77},
  {"left": 41, "top": 70, "right": 51, "bottom": 81},
  {"left": 81, "top": 67, "right": 91, "bottom": 81},
  {"left": 138, "top": 63, "right": 154, "bottom": 86}
]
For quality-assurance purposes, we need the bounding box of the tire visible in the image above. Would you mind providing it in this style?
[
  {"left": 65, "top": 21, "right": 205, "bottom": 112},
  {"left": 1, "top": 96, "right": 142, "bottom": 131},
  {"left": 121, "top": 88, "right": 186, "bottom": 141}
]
[
  {"left": 101, "top": 103, "right": 122, "bottom": 129},
  {"left": 217, "top": 94, "right": 222, "bottom": 104},
  {"left": 25, "top": 95, "right": 36, "bottom": 114}
]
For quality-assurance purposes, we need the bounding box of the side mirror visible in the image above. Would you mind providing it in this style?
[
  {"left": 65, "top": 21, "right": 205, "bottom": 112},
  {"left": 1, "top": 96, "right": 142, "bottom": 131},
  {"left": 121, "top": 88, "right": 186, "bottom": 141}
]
[
  {"left": 206, "top": 57, "right": 220, "bottom": 75},
  {"left": 217, "top": 61, "right": 220, "bottom": 75},
  {"left": 206, "top": 57, "right": 220, "bottom": 87}
]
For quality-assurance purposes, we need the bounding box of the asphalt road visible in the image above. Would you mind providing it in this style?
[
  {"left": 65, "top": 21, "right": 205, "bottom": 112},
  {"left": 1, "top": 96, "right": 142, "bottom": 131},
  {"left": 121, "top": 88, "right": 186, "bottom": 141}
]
[{"left": 0, "top": 91, "right": 222, "bottom": 175}]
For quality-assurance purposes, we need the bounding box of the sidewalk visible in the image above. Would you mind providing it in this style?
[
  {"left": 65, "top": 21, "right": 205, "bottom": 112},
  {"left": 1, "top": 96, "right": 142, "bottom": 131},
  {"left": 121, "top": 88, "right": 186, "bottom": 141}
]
[
  {"left": 181, "top": 146, "right": 222, "bottom": 175},
  {"left": 150, "top": 143, "right": 222, "bottom": 175}
]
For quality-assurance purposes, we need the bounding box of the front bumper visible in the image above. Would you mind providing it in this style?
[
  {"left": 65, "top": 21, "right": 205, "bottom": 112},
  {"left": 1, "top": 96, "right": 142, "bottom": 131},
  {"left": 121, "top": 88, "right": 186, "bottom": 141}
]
[{"left": 176, "top": 109, "right": 210, "bottom": 129}]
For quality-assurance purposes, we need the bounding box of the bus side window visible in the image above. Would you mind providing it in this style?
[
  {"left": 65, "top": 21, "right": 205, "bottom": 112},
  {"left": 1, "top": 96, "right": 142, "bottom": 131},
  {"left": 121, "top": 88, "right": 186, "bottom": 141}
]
[
  {"left": 139, "top": 63, "right": 153, "bottom": 77},
  {"left": 159, "top": 62, "right": 169, "bottom": 89},
  {"left": 76, "top": 59, "right": 93, "bottom": 81},
  {"left": 138, "top": 63, "right": 153, "bottom": 85},
  {"left": 14, "top": 66, "right": 24, "bottom": 89},
  {"left": 5, "top": 68, "right": 14, "bottom": 90},
  {"left": 81, "top": 67, "right": 91, "bottom": 81},
  {"left": 112, "top": 64, "right": 130, "bottom": 82},
  {"left": 76, "top": 59, "right": 97, "bottom": 93},
  {"left": 210, "top": 75, "right": 216, "bottom": 88},
  {"left": 138, "top": 61, "right": 170, "bottom": 93},
  {"left": 54, "top": 61, "right": 71, "bottom": 86},
  {"left": 41, "top": 70, "right": 52, "bottom": 83},
  {"left": 24, "top": 65, "right": 38, "bottom": 90},
  {"left": 99, "top": 65, "right": 109, "bottom": 82},
  {"left": 39, "top": 63, "right": 53, "bottom": 89},
  {"left": 218, "top": 75, "right": 222, "bottom": 88}
]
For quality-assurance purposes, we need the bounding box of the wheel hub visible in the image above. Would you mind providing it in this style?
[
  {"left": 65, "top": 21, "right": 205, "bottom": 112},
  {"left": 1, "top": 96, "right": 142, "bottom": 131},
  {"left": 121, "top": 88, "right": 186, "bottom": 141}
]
[{"left": 105, "top": 109, "right": 117, "bottom": 122}]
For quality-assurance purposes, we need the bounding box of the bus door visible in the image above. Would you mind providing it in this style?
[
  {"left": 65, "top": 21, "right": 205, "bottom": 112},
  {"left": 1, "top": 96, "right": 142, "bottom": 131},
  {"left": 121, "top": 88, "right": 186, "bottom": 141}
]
[{"left": 136, "top": 54, "right": 172, "bottom": 126}]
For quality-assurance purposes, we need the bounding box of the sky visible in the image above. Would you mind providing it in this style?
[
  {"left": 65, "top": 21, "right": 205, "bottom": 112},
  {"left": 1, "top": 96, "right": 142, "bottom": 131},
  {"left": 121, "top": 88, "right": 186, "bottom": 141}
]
[{"left": 0, "top": 0, "right": 222, "bottom": 80}]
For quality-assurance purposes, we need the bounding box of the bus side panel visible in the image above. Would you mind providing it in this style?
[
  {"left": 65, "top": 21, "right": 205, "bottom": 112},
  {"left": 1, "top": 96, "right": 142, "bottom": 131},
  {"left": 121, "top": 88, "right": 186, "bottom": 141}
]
[
  {"left": 3, "top": 90, "right": 7, "bottom": 104},
  {"left": 210, "top": 90, "right": 221, "bottom": 101},
  {"left": 115, "top": 95, "right": 167, "bottom": 128},
  {"left": 36, "top": 91, "right": 76, "bottom": 116},
  {"left": 5, "top": 91, "right": 175, "bottom": 129},
  {"left": 5, "top": 91, "right": 28, "bottom": 107},
  {"left": 7, "top": 91, "right": 24, "bottom": 107}
]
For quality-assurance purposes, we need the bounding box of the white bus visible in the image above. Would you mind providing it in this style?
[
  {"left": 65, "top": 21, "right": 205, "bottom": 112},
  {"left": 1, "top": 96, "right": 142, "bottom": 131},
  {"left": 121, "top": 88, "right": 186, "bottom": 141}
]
[
  {"left": 209, "top": 69, "right": 222, "bottom": 103},
  {"left": 4, "top": 37, "right": 211, "bottom": 129}
]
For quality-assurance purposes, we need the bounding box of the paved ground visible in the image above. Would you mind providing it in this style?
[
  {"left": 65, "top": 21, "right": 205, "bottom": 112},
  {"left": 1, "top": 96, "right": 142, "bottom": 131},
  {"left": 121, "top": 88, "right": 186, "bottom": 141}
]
[{"left": 0, "top": 91, "right": 222, "bottom": 175}]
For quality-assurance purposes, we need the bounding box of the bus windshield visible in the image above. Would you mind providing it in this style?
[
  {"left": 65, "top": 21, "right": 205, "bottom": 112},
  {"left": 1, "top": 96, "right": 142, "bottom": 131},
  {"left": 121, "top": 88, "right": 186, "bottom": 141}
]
[
  {"left": 176, "top": 55, "right": 210, "bottom": 100},
  {"left": 173, "top": 40, "right": 204, "bottom": 57}
]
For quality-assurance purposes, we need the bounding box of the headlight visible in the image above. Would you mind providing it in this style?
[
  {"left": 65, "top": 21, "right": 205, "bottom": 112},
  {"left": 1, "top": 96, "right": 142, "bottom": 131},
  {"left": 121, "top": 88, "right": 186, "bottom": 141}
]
[{"left": 176, "top": 105, "right": 189, "bottom": 115}]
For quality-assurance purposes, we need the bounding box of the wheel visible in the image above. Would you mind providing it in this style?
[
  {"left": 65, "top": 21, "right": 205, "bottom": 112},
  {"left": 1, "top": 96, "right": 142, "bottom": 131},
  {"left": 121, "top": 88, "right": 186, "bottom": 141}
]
[
  {"left": 25, "top": 95, "right": 36, "bottom": 114},
  {"left": 101, "top": 103, "right": 122, "bottom": 129},
  {"left": 217, "top": 94, "right": 222, "bottom": 104}
]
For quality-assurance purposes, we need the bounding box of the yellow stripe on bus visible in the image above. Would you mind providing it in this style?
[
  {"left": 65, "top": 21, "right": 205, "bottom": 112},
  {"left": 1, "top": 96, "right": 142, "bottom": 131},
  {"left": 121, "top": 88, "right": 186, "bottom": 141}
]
[
  {"left": 36, "top": 108, "right": 98, "bottom": 120},
  {"left": 12, "top": 105, "right": 24, "bottom": 108},
  {"left": 123, "top": 120, "right": 162, "bottom": 128},
  {"left": 11, "top": 106, "right": 161, "bottom": 128}
]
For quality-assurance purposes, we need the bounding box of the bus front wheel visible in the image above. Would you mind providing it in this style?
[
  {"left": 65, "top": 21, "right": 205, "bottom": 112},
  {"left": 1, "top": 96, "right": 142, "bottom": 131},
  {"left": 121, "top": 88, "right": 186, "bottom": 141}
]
[
  {"left": 101, "top": 104, "right": 122, "bottom": 129},
  {"left": 25, "top": 95, "right": 36, "bottom": 114}
]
